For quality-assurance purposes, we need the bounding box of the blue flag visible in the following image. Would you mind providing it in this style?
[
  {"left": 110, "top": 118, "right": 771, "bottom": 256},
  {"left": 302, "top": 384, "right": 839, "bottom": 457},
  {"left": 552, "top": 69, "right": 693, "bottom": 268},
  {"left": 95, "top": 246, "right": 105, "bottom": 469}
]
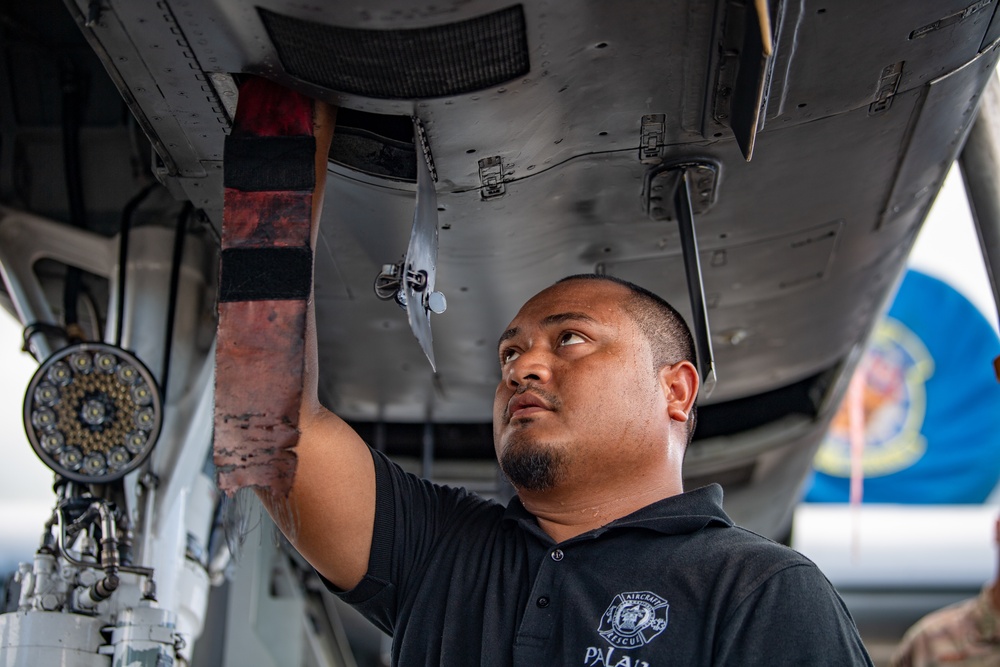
[{"left": 806, "top": 269, "right": 1000, "bottom": 503}]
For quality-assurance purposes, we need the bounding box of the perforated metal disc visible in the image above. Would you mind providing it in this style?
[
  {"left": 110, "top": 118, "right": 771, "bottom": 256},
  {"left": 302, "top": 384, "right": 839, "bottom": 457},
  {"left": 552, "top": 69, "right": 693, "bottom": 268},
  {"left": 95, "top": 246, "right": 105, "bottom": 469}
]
[{"left": 22, "top": 342, "right": 162, "bottom": 484}]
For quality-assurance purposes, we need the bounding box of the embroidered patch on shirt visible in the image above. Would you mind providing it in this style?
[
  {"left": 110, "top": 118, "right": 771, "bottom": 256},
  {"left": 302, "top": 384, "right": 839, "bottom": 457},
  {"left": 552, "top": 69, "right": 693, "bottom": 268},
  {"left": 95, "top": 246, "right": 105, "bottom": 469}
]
[{"left": 598, "top": 591, "right": 669, "bottom": 649}]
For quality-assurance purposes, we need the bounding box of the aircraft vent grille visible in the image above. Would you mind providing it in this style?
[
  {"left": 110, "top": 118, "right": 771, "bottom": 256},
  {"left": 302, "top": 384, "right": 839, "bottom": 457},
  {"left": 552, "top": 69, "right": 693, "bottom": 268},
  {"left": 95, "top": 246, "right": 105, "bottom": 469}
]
[{"left": 258, "top": 5, "right": 530, "bottom": 99}]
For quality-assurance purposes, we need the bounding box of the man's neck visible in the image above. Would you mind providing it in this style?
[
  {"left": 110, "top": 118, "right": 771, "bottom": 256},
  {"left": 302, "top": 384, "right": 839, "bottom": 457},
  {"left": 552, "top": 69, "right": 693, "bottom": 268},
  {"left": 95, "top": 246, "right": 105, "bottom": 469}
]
[{"left": 518, "top": 478, "right": 684, "bottom": 543}]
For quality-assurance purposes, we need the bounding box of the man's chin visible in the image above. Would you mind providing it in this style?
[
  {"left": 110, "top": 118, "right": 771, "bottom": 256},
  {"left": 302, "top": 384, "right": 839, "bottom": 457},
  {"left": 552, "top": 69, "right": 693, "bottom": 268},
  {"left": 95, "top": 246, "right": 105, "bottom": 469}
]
[{"left": 499, "top": 435, "right": 564, "bottom": 492}]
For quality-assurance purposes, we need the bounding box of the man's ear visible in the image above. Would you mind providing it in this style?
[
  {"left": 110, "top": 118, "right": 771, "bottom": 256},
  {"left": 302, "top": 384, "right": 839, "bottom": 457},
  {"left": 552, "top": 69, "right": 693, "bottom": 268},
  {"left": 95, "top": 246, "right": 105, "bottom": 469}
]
[{"left": 660, "top": 360, "right": 699, "bottom": 423}]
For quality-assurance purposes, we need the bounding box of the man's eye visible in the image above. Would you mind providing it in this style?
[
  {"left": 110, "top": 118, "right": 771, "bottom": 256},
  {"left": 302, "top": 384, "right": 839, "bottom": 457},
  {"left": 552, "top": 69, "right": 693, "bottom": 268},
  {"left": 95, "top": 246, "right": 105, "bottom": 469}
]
[
  {"left": 501, "top": 348, "right": 520, "bottom": 364},
  {"left": 559, "top": 332, "right": 585, "bottom": 347}
]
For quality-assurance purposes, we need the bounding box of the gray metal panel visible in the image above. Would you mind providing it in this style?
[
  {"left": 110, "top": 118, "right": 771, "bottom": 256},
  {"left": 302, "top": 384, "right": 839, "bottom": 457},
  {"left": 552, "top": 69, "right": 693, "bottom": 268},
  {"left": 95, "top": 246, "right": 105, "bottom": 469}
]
[
  {"left": 48, "top": 0, "right": 1000, "bottom": 461},
  {"left": 35, "top": 1, "right": 1000, "bottom": 428},
  {"left": 882, "top": 39, "right": 1000, "bottom": 228},
  {"left": 309, "top": 60, "right": 972, "bottom": 417},
  {"left": 767, "top": 1, "right": 997, "bottom": 126}
]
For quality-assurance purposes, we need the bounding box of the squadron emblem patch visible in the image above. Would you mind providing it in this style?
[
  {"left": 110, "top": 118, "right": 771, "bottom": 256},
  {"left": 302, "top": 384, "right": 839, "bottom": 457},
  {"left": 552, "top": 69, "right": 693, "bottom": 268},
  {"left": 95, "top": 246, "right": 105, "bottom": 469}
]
[
  {"left": 812, "top": 317, "right": 933, "bottom": 478},
  {"left": 598, "top": 591, "right": 669, "bottom": 649}
]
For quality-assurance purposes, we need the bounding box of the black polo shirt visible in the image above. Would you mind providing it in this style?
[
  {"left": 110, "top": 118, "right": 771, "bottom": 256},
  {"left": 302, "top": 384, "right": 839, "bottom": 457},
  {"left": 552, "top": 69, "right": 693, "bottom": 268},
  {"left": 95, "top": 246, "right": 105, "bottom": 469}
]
[{"left": 331, "top": 450, "right": 873, "bottom": 666}]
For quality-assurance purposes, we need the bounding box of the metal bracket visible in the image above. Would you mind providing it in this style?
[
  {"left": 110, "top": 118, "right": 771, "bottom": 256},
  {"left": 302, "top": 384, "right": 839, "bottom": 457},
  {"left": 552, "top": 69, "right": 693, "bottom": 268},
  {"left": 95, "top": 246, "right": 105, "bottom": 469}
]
[
  {"left": 712, "top": 0, "right": 775, "bottom": 161},
  {"left": 639, "top": 114, "right": 666, "bottom": 164},
  {"left": 869, "top": 62, "right": 903, "bottom": 116},
  {"left": 414, "top": 117, "right": 439, "bottom": 182},
  {"left": 643, "top": 160, "right": 720, "bottom": 220},
  {"left": 478, "top": 156, "right": 506, "bottom": 199},
  {"left": 909, "top": 0, "right": 993, "bottom": 40},
  {"left": 373, "top": 117, "right": 447, "bottom": 371},
  {"left": 643, "top": 163, "right": 719, "bottom": 398},
  {"left": 675, "top": 169, "right": 717, "bottom": 398},
  {"left": 374, "top": 262, "right": 446, "bottom": 314}
]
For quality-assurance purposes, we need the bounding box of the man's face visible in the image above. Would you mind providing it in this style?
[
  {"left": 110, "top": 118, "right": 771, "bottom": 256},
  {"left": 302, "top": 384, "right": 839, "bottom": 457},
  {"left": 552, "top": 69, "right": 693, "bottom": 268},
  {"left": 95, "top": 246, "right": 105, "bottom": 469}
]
[{"left": 492, "top": 280, "right": 668, "bottom": 492}]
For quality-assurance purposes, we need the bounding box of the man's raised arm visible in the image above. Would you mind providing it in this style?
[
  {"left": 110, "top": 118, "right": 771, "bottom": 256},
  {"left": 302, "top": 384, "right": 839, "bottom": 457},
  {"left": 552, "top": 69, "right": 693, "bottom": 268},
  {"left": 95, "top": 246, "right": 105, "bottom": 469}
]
[
  {"left": 214, "top": 78, "right": 375, "bottom": 591},
  {"left": 270, "top": 294, "right": 377, "bottom": 591}
]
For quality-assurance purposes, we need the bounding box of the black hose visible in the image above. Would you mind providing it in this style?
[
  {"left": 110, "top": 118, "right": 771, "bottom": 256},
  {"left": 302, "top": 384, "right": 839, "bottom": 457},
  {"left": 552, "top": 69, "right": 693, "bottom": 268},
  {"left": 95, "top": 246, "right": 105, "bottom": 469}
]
[
  {"left": 160, "top": 203, "right": 193, "bottom": 399},
  {"left": 58, "top": 60, "right": 89, "bottom": 337},
  {"left": 21, "top": 322, "right": 68, "bottom": 359},
  {"left": 114, "top": 182, "right": 160, "bottom": 348}
]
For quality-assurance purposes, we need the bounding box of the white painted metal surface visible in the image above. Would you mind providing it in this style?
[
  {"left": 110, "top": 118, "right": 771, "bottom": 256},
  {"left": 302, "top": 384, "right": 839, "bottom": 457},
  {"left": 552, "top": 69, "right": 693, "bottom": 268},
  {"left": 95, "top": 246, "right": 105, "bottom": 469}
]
[
  {"left": 793, "top": 504, "right": 996, "bottom": 589},
  {"left": 0, "top": 611, "right": 108, "bottom": 667}
]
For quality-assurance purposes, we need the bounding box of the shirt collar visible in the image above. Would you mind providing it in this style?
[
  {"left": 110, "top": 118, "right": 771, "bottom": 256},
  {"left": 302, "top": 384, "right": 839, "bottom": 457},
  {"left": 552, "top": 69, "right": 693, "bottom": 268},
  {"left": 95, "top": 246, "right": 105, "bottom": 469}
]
[{"left": 502, "top": 483, "right": 733, "bottom": 544}]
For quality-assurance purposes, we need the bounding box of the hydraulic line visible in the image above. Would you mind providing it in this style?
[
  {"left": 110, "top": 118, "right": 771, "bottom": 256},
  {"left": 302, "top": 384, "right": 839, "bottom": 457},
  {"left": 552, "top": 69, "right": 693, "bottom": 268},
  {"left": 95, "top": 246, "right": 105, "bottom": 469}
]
[
  {"left": 85, "top": 502, "right": 120, "bottom": 605},
  {"left": 160, "top": 202, "right": 192, "bottom": 399},
  {"left": 58, "top": 59, "right": 89, "bottom": 339},
  {"left": 114, "top": 182, "right": 160, "bottom": 347}
]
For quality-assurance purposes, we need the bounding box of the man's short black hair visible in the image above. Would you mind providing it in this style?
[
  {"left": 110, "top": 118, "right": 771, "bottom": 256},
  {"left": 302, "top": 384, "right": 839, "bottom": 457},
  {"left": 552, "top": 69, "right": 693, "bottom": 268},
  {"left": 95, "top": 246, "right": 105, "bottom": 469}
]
[{"left": 557, "top": 274, "right": 699, "bottom": 443}]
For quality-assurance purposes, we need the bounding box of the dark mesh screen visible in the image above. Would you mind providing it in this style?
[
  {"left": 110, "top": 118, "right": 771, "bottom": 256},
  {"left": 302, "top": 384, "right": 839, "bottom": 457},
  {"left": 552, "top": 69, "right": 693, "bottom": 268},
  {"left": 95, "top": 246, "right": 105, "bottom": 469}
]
[
  {"left": 692, "top": 369, "right": 830, "bottom": 441},
  {"left": 258, "top": 5, "right": 530, "bottom": 99}
]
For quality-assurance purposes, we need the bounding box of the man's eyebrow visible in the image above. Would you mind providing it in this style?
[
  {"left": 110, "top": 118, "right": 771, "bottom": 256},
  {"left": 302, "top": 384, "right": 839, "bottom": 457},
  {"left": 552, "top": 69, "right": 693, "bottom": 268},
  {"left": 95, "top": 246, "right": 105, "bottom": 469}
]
[
  {"left": 542, "top": 312, "right": 598, "bottom": 327},
  {"left": 498, "top": 327, "right": 518, "bottom": 351},
  {"left": 497, "top": 312, "right": 599, "bottom": 351}
]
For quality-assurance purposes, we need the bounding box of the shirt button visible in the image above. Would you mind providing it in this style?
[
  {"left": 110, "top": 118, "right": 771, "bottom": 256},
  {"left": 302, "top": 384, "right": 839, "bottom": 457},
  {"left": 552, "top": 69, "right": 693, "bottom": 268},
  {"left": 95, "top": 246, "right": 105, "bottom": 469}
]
[
  {"left": 537, "top": 596, "right": 550, "bottom": 608},
  {"left": 551, "top": 549, "right": 564, "bottom": 562}
]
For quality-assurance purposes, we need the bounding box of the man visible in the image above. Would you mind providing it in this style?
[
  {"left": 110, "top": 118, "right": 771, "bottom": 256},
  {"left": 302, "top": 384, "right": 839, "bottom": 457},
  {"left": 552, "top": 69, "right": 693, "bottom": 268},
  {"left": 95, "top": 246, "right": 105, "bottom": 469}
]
[
  {"left": 259, "top": 274, "right": 873, "bottom": 665},
  {"left": 890, "top": 518, "right": 1000, "bottom": 666}
]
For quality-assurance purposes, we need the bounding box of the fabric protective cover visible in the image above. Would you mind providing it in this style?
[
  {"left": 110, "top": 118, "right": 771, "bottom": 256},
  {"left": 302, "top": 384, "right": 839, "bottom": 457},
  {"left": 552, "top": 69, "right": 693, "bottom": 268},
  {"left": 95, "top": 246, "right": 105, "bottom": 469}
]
[{"left": 213, "top": 77, "right": 322, "bottom": 497}]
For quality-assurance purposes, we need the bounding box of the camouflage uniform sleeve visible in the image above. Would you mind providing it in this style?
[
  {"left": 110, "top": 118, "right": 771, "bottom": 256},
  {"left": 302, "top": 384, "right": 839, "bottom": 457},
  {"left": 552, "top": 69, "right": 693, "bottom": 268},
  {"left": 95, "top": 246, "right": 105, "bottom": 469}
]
[{"left": 889, "top": 585, "right": 999, "bottom": 667}]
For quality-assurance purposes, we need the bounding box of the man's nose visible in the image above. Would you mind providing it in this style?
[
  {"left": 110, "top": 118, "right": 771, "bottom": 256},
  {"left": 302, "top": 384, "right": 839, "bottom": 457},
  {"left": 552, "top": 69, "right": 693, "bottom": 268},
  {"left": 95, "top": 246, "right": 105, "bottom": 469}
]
[{"left": 506, "top": 347, "right": 553, "bottom": 388}]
